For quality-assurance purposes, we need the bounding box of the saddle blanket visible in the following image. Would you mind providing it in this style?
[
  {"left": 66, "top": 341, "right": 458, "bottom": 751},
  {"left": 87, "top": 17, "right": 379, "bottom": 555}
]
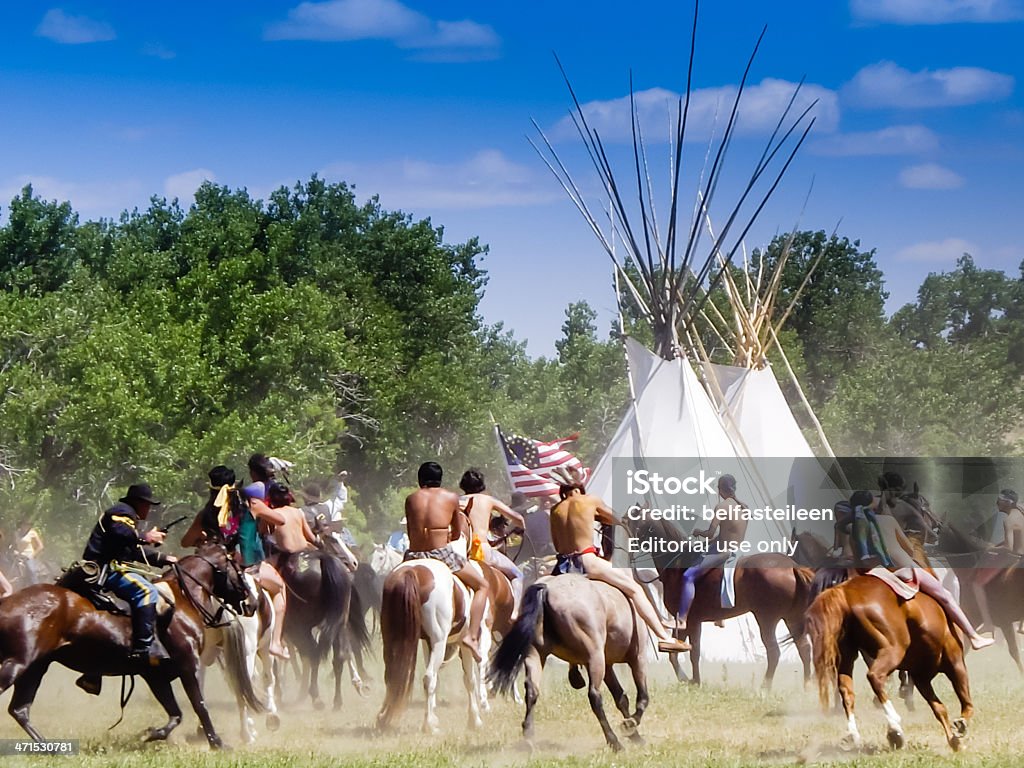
[
  {"left": 866, "top": 567, "right": 920, "bottom": 600},
  {"left": 721, "top": 554, "right": 738, "bottom": 609}
]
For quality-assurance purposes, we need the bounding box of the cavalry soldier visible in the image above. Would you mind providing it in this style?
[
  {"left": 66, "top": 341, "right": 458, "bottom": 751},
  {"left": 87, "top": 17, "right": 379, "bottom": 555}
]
[
  {"left": 82, "top": 483, "right": 177, "bottom": 663},
  {"left": 548, "top": 474, "right": 690, "bottom": 654}
]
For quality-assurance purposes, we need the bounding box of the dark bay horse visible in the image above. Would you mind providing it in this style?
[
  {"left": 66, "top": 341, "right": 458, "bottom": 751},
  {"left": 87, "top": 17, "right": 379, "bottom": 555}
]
[
  {"left": 807, "top": 575, "right": 973, "bottom": 751},
  {"left": 626, "top": 516, "right": 814, "bottom": 687},
  {"left": 277, "top": 549, "right": 369, "bottom": 710},
  {"left": 0, "top": 545, "right": 255, "bottom": 748},
  {"left": 489, "top": 575, "right": 649, "bottom": 752}
]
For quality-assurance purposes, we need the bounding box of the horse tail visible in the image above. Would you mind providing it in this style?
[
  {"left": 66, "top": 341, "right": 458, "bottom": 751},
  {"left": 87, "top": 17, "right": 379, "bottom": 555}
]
[
  {"left": 346, "top": 583, "right": 370, "bottom": 658},
  {"left": 488, "top": 582, "right": 546, "bottom": 697},
  {"left": 792, "top": 566, "right": 816, "bottom": 611},
  {"left": 807, "top": 585, "right": 849, "bottom": 710},
  {"left": 317, "top": 552, "right": 349, "bottom": 658},
  {"left": 221, "top": 615, "right": 267, "bottom": 714},
  {"left": 376, "top": 568, "right": 420, "bottom": 730}
]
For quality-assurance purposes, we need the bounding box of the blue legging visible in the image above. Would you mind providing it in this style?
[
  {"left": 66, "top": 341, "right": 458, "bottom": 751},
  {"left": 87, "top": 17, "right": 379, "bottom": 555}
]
[
  {"left": 677, "top": 552, "right": 731, "bottom": 622},
  {"left": 104, "top": 567, "right": 160, "bottom": 649}
]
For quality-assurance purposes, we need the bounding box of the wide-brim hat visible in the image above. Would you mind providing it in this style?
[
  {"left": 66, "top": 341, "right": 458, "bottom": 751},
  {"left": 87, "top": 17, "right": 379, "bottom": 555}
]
[{"left": 121, "top": 483, "right": 162, "bottom": 506}]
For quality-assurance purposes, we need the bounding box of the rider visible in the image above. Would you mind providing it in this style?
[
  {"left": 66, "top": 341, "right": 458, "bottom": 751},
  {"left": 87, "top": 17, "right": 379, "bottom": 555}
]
[
  {"left": 850, "top": 490, "right": 995, "bottom": 651},
  {"left": 0, "top": 565, "right": 12, "bottom": 598},
  {"left": 879, "top": 472, "right": 939, "bottom": 543},
  {"left": 403, "top": 461, "right": 490, "bottom": 662},
  {"left": 13, "top": 518, "right": 45, "bottom": 585},
  {"left": 549, "top": 478, "right": 690, "bottom": 653},
  {"left": 82, "top": 483, "right": 178, "bottom": 663},
  {"left": 672, "top": 474, "right": 748, "bottom": 632},
  {"left": 458, "top": 468, "right": 525, "bottom": 615},
  {"left": 265, "top": 480, "right": 319, "bottom": 568},
  {"left": 971, "top": 488, "right": 1024, "bottom": 636}
]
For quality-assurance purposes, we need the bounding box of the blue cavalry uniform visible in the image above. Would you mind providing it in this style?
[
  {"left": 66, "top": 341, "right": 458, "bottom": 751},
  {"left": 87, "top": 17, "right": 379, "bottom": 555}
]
[{"left": 82, "top": 484, "right": 172, "bottom": 661}]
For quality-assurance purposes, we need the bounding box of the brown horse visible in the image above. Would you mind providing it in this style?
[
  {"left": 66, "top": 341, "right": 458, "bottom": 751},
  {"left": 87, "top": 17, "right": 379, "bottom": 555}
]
[
  {"left": 807, "top": 575, "right": 973, "bottom": 751},
  {"left": 0, "top": 544, "right": 255, "bottom": 748},
  {"left": 489, "top": 574, "right": 649, "bottom": 752},
  {"left": 627, "top": 516, "right": 814, "bottom": 687}
]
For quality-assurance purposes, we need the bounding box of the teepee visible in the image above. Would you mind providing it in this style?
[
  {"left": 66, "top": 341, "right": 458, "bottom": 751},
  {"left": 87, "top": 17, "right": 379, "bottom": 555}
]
[{"left": 534, "top": 8, "right": 821, "bottom": 663}]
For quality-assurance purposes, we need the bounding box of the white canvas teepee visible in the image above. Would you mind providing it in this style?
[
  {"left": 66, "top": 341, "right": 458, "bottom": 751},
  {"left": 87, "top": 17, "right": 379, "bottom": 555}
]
[
  {"left": 533, "top": 20, "right": 819, "bottom": 665},
  {"left": 588, "top": 339, "right": 799, "bottom": 664}
]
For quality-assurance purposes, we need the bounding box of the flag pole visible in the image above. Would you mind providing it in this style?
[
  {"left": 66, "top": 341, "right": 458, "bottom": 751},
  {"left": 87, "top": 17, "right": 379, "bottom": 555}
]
[{"left": 490, "top": 414, "right": 516, "bottom": 499}]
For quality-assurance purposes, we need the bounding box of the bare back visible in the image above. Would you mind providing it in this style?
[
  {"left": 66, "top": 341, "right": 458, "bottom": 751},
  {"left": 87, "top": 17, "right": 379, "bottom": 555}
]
[
  {"left": 273, "top": 505, "right": 315, "bottom": 554},
  {"left": 710, "top": 499, "right": 748, "bottom": 546},
  {"left": 1005, "top": 508, "right": 1024, "bottom": 554},
  {"left": 550, "top": 493, "right": 615, "bottom": 555},
  {"left": 406, "top": 487, "right": 463, "bottom": 551}
]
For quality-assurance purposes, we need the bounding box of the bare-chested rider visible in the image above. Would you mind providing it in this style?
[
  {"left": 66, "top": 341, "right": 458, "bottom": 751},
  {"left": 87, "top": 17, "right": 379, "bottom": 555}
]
[
  {"left": 972, "top": 488, "right": 1024, "bottom": 636},
  {"left": 404, "top": 462, "right": 489, "bottom": 661},
  {"left": 673, "top": 474, "right": 748, "bottom": 631},
  {"left": 265, "top": 481, "right": 319, "bottom": 564},
  {"left": 549, "top": 479, "right": 690, "bottom": 653},
  {"left": 459, "top": 468, "right": 525, "bottom": 615}
]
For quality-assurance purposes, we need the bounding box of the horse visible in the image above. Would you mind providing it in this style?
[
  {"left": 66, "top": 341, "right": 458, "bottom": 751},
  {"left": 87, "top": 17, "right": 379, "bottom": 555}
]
[
  {"left": 489, "top": 575, "right": 650, "bottom": 752},
  {"left": 277, "top": 549, "right": 369, "bottom": 710},
  {"left": 0, "top": 544, "right": 254, "bottom": 748},
  {"left": 199, "top": 570, "right": 280, "bottom": 743},
  {"left": 375, "top": 557, "right": 484, "bottom": 734},
  {"left": 807, "top": 574, "right": 974, "bottom": 751},
  {"left": 626, "top": 515, "right": 814, "bottom": 688}
]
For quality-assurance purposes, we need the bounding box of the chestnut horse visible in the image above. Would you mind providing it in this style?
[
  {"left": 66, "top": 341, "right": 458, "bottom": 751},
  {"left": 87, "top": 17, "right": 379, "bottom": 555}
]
[
  {"left": 488, "top": 574, "right": 650, "bottom": 752},
  {"left": 0, "top": 544, "right": 255, "bottom": 748},
  {"left": 625, "top": 516, "right": 815, "bottom": 688},
  {"left": 807, "top": 575, "right": 973, "bottom": 751}
]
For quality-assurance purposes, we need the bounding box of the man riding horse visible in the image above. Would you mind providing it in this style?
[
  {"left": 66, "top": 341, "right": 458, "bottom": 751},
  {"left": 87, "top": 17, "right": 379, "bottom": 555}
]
[
  {"left": 402, "top": 461, "right": 489, "bottom": 661},
  {"left": 81, "top": 483, "right": 178, "bottom": 664},
  {"left": 548, "top": 472, "right": 689, "bottom": 654}
]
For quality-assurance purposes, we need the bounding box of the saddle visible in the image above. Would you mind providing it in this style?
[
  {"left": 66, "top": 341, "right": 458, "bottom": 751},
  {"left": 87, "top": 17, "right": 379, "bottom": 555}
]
[
  {"left": 865, "top": 567, "right": 920, "bottom": 600},
  {"left": 57, "top": 561, "right": 175, "bottom": 618}
]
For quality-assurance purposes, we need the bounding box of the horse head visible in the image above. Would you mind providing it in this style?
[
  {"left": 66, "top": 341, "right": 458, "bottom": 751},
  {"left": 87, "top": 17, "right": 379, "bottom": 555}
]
[{"left": 181, "top": 543, "right": 256, "bottom": 618}]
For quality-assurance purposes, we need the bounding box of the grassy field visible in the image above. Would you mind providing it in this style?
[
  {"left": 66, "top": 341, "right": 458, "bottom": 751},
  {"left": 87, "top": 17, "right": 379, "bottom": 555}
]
[{"left": 1, "top": 639, "right": 1022, "bottom": 768}]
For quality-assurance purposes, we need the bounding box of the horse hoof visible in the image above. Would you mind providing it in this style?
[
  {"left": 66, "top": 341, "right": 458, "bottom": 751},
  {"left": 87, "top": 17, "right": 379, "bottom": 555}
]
[
  {"left": 356, "top": 683, "right": 371, "bottom": 699},
  {"left": 515, "top": 739, "right": 534, "bottom": 755},
  {"left": 839, "top": 734, "right": 861, "bottom": 752},
  {"left": 887, "top": 729, "right": 904, "bottom": 750},
  {"left": 333, "top": 700, "right": 343, "bottom": 712},
  {"left": 950, "top": 736, "right": 963, "bottom": 752},
  {"left": 143, "top": 729, "right": 166, "bottom": 743},
  {"left": 266, "top": 713, "right": 280, "bottom": 732},
  {"left": 628, "top": 733, "right": 646, "bottom": 746},
  {"left": 608, "top": 739, "right": 624, "bottom": 753},
  {"left": 952, "top": 718, "right": 968, "bottom": 739},
  {"left": 312, "top": 699, "right": 325, "bottom": 711},
  {"left": 621, "top": 717, "right": 638, "bottom": 736},
  {"left": 567, "top": 666, "right": 585, "bottom": 689}
]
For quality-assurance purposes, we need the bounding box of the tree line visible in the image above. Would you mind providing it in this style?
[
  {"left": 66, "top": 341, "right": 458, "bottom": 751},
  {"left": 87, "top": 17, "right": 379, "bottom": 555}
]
[{"left": 0, "top": 179, "right": 1019, "bottom": 552}]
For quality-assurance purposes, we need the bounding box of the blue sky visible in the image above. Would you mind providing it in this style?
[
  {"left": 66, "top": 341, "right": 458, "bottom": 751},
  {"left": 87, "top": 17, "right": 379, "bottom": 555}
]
[{"left": 1, "top": 1, "right": 1022, "bottom": 355}]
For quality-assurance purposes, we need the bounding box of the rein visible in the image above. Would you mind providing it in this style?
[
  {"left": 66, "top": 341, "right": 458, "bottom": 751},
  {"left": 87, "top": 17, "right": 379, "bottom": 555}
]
[{"left": 170, "top": 556, "right": 237, "bottom": 629}]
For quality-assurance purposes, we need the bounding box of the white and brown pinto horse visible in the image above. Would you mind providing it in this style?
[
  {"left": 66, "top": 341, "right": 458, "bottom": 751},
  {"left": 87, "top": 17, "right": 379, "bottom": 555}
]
[{"left": 375, "top": 555, "right": 484, "bottom": 733}]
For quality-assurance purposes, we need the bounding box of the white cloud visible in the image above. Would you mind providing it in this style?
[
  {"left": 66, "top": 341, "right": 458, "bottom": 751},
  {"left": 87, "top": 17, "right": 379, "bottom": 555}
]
[
  {"left": 321, "top": 150, "right": 558, "bottom": 210},
  {"left": 550, "top": 79, "right": 839, "bottom": 144},
  {"left": 845, "top": 61, "right": 1014, "bottom": 108},
  {"left": 266, "top": 0, "right": 499, "bottom": 57},
  {"left": 36, "top": 9, "right": 115, "bottom": 44},
  {"left": 896, "top": 237, "right": 979, "bottom": 262},
  {"left": 0, "top": 174, "right": 142, "bottom": 219},
  {"left": 899, "top": 163, "right": 964, "bottom": 189},
  {"left": 812, "top": 124, "right": 939, "bottom": 156},
  {"left": 142, "top": 43, "right": 176, "bottom": 60},
  {"left": 164, "top": 169, "right": 216, "bottom": 203},
  {"left": 851, "top": 0, "right": 1024, "bottom": 24}
]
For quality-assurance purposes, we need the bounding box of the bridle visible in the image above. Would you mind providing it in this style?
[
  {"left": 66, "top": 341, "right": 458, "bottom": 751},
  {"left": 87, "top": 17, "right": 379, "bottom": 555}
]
[{"left": 170, "top": 550, "right": 253, "bottom": 629}]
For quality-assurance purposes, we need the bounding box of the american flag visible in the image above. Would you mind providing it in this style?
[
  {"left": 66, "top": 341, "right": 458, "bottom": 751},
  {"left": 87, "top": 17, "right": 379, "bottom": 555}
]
[{"left": 497, "top": 427, "right": 591, "bottom": 498}]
